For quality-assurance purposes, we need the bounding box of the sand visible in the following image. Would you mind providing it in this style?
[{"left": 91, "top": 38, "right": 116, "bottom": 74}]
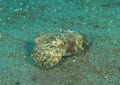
[{"left": 0, "top": 0, "right": 120, "bottom": 85}]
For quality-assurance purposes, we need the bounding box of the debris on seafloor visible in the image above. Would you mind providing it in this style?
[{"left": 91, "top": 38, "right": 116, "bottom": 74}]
[{"left": 31, "top": 30, "right": 89, "bottom": 69}]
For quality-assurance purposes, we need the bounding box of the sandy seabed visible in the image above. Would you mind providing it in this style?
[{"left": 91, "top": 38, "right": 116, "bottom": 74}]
[{"left": 0, "top": 0, "right": 120, "bottom": 85}]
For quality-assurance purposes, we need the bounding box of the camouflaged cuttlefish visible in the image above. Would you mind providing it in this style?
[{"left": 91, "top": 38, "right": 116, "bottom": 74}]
[{"left": 31, "top": 30, "right": 88, "bottom": 69}]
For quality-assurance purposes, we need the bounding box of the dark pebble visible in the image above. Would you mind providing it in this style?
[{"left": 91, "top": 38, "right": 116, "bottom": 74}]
[{"left": 15, "top": 81, "right": 20, "bottom": 85}]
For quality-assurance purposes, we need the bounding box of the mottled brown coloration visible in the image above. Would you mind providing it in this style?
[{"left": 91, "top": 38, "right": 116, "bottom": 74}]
[
  {"left": 31, "top": 30, "right": 88, "bottom": 69},
  {"left": 66, "top": 41, "right": 76, "bottom": 53}
]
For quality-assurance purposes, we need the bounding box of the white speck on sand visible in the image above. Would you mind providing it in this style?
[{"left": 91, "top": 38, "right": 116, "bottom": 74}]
[{"left": 72, "top": 59, "right": 76, "bottom": 62}]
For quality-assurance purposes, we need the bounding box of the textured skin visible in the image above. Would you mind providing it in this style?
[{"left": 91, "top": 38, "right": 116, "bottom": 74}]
[{"left": 31, "top": 31, "right": 86, "bottom": 69}]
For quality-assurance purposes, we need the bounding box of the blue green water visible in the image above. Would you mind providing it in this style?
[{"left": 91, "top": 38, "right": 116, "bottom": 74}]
[{"left": 0, "top": 0, "right": 120, "bottom": 85}]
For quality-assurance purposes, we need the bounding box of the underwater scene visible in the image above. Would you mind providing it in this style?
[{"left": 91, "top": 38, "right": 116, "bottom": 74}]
[{"left": 0, "top": 0, "right": 120, "bottom": 85}]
